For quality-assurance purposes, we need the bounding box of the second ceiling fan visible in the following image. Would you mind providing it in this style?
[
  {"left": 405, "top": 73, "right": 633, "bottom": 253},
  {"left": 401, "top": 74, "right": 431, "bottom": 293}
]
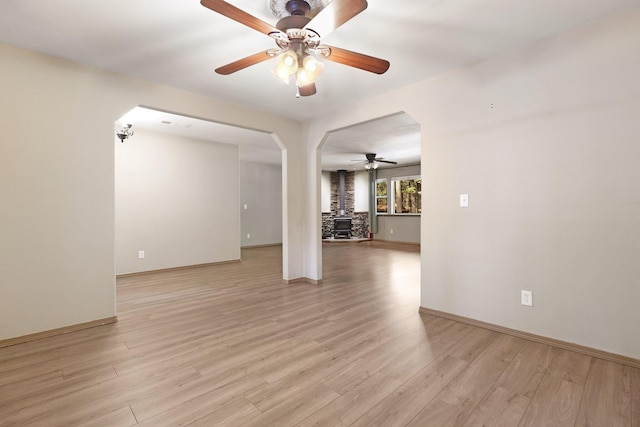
[
  {"left": 200, "top": 0, "right": 390, "bottom": 96},
  {"left": 353, "top": 153, "right": 398, "bottom": 170}
]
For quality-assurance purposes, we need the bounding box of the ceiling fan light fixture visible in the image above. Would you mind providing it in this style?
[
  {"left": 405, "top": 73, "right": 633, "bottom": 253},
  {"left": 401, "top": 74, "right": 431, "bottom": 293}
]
[
  {"left": 296, "top": 54, "right": 324, "bottom": 86},
  {"left": 364, "top": 160, "right": 379, "bottom": 170},
  {"left": 272, "top": 49, "right": 299, "bottom": 83},
  {"left": 303, "top": 54, "right": 322, "bottom": 72},
  {"left": 304, "top": 54, "right": 324, "bottom": 76}
]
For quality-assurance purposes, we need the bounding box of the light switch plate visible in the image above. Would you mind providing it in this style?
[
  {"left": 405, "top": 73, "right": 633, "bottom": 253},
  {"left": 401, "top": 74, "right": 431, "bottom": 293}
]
[{"left": 460, "top": 194, "right": 469, "bottom": 208}]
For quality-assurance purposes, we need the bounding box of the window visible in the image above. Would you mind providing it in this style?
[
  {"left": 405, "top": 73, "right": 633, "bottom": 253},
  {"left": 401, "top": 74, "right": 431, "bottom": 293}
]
[
  {"left": 391, "top": 176, "right": 421, "bottom": 214},
  {"left": 375, "top": 178, "right": 388, "bottom": 214},
  {"left": 375, "top": 175, "right": 421, "bottom": 215}
]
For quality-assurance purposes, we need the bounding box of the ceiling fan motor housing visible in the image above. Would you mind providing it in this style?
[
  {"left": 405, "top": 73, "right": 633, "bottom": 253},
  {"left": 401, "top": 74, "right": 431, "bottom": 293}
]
[
  {"left": 286, "top": 0, "right": 311, "bottom": 16},
  {"left": 276, "top": 15, "right": 311, "bottom": 31}
]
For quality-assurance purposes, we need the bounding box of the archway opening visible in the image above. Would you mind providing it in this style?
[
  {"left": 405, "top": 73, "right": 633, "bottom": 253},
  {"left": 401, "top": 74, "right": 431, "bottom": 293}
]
[
  {"left": 114, "top": 106, "right": 283, "bottom": 278},
  {"left": 318, "top": 112, "right": 422, "bottom": 280}
]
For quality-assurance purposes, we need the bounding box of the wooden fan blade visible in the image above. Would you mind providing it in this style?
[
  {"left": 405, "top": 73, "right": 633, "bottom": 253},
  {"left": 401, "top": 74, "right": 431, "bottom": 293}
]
[
  {"left": 378, "top": 160, "right": 398, "bottom": 164},
  {"left": 201, "top": 0, "right": 283, "bottom": 37},
  {"left": 298, "top": 83, "right": 317, "bottom": 97},
  {"left": 304, "top": 0, "right": 367, "bottom": 38},
  {"left": 215, "top": 51, "right": 273, "bottom": 75},
  {"left": 323, "top": 46, "right": 390, "bottom": 74}
]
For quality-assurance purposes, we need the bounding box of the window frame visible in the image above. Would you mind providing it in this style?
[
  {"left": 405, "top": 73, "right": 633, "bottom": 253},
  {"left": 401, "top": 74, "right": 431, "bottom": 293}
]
[
  {"left": 375, "top": 178, "right": 388, "bottom": 215},
  {"left": 390, "top": 175, "right": 421, "bottom": 215}
]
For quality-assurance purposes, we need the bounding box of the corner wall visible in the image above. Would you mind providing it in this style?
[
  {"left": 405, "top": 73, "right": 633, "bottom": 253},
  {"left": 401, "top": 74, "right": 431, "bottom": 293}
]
[{"left": 115, "top": 129, "right": 240, "bottom": 275}]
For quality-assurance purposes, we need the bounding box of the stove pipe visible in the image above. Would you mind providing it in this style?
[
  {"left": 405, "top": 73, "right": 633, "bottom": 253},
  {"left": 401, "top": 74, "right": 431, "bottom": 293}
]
[{"left": 337, "top": 169, "right": 347, "bottom": 216}]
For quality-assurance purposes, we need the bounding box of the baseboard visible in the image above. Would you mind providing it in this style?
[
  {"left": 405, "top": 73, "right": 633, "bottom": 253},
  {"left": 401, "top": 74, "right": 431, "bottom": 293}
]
[
  {"left": 371, "top": 239, "right": 420, "bottom": 246},
  {"left": 0, "top": 316, "right": 118, "bottom": 349},
  {"left": 116, "top": 259, "right": 241, "bottom": 278},
  {"left": 419, "top": 307, "right": 640, "bottom": 369},
  {"left": 241, "top": 243, "right": 283, "bottom": 249},
  {"left": 284, "top": 277, "right": 323, "bottom": 285}
]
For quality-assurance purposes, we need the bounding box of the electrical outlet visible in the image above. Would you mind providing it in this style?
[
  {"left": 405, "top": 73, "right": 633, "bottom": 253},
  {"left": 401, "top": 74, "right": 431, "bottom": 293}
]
[
  {"left": 521, "top": 290, "right": 533, "bottom": 307},
  {"left": 247, "top": 233, "right": 251, "bottom": 239},
  {"left": 138, "top": 250, "right": 145, "bottom": 259},
  {"left": 389, "top": 229, "right": 394, "bottom": 234}
]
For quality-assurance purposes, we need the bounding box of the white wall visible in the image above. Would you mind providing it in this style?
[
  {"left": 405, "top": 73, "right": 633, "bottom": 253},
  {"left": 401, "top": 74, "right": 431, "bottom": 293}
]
[
  {"left": 304, "top": 7, "right": 640, "bottom": 359},
  {"left": 240, "top": 161, "right": 282, "bottom": 247},
  {"left": 115, "top": 129, "right": 239, "bottom": 275}
]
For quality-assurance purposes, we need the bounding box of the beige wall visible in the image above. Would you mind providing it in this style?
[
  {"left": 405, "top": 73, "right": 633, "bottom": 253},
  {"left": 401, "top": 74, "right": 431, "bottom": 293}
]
[
  {"left": 305, "top": 8, "right": 640, "bottom": 358},
  {"left": 115, "top": 129, "right": 240, "bottom": 275},
  {"left": 240, "top": 161, "right": 282, "bottom": 247}
]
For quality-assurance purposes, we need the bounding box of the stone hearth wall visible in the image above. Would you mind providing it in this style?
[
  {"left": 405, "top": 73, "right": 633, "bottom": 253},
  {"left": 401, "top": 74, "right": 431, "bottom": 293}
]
[{"left": 322, "top": 171, "right": 369, "bottom": 238}]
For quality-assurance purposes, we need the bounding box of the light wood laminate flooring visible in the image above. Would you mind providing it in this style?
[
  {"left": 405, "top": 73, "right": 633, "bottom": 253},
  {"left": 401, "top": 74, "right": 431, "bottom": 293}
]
[{"left": 1, "top": 242, "right": 638, "bottom": 426}]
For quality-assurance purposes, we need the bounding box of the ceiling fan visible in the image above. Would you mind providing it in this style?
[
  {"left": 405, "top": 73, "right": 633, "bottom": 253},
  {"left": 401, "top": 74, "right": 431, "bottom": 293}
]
[
  {"left": 200, "top": 0, "right": 390, "bottom": 97},
  {"left": 353, "top": 153, "right": 398, "bottom": 170}
]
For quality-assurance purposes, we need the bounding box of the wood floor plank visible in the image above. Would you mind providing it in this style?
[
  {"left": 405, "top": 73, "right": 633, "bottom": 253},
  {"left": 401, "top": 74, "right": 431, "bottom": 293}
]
[
  {"left": 491, "top": 340, "right": 553, "bottom": 398},
  {"left": 241, "top": 313, "right": 424, "bottom": 413},
  {"left": 0, "top": 359, "right": 62, "bottom": 389},
  {"left": 0, "top": 365, "right": 118, "bottom": 420},
  {"left": 77, "top": 406, "right": 138, "bottom": 427},
  {"left": 242, "top": 331, "right": 396, "bottom": 412},
  {"left": 545, "top": 346, "right": 592, "bottom": 385},
  {"left": 379, "top": 319, "right": 473, "bottom": 382},
  {"left": 575, "top": 358, "right": 632, "bottom": 427},
  {"left": 0, "top": 348, "right": 59, "bottom": 376},
  {"left": 320, "top": 322, "right": 430, "bottom": 394},
  {"left": 459, "top": 340, "right": 553, "bottom": 427},
  {"left": 183, "top": 396, "right": 261, "bottom": 426},
  {"left": 132, "top": 374, "right": 266, "bottom": 426},
  {"left": 352, "top": 354, "right": 468, "bottom": 427},
  {"left": 460, "top": 386, "right": 531, "bottom": 427},
  {"left": 240, "top": 382, "right": 340, "bottom": 427},
  {"left": 448, "top": 326, "right": 499, "bottom": 363},
  {"left": 518, "top": 348, "right": 592, "bottom": 427},
  {"left": 406, "top": 334, "right": 527, "bottom": 427},
  {"left": 632, "top": 367, "right": 640, "bottom": 427},
  {"left": 297, "top": 372, "right": 404, "bottom": 427},
  {"left": 0, "top": 243, "right": 635, "bottom": 426},
  {"left": 2, "top": 365, "right": 199, "bottom": 426},
  {"left": 518, "top": 375, "right": 584, "bottom": 427},
  {"left": 0, "top": 370, "right": 64, "bottom": 409}
]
